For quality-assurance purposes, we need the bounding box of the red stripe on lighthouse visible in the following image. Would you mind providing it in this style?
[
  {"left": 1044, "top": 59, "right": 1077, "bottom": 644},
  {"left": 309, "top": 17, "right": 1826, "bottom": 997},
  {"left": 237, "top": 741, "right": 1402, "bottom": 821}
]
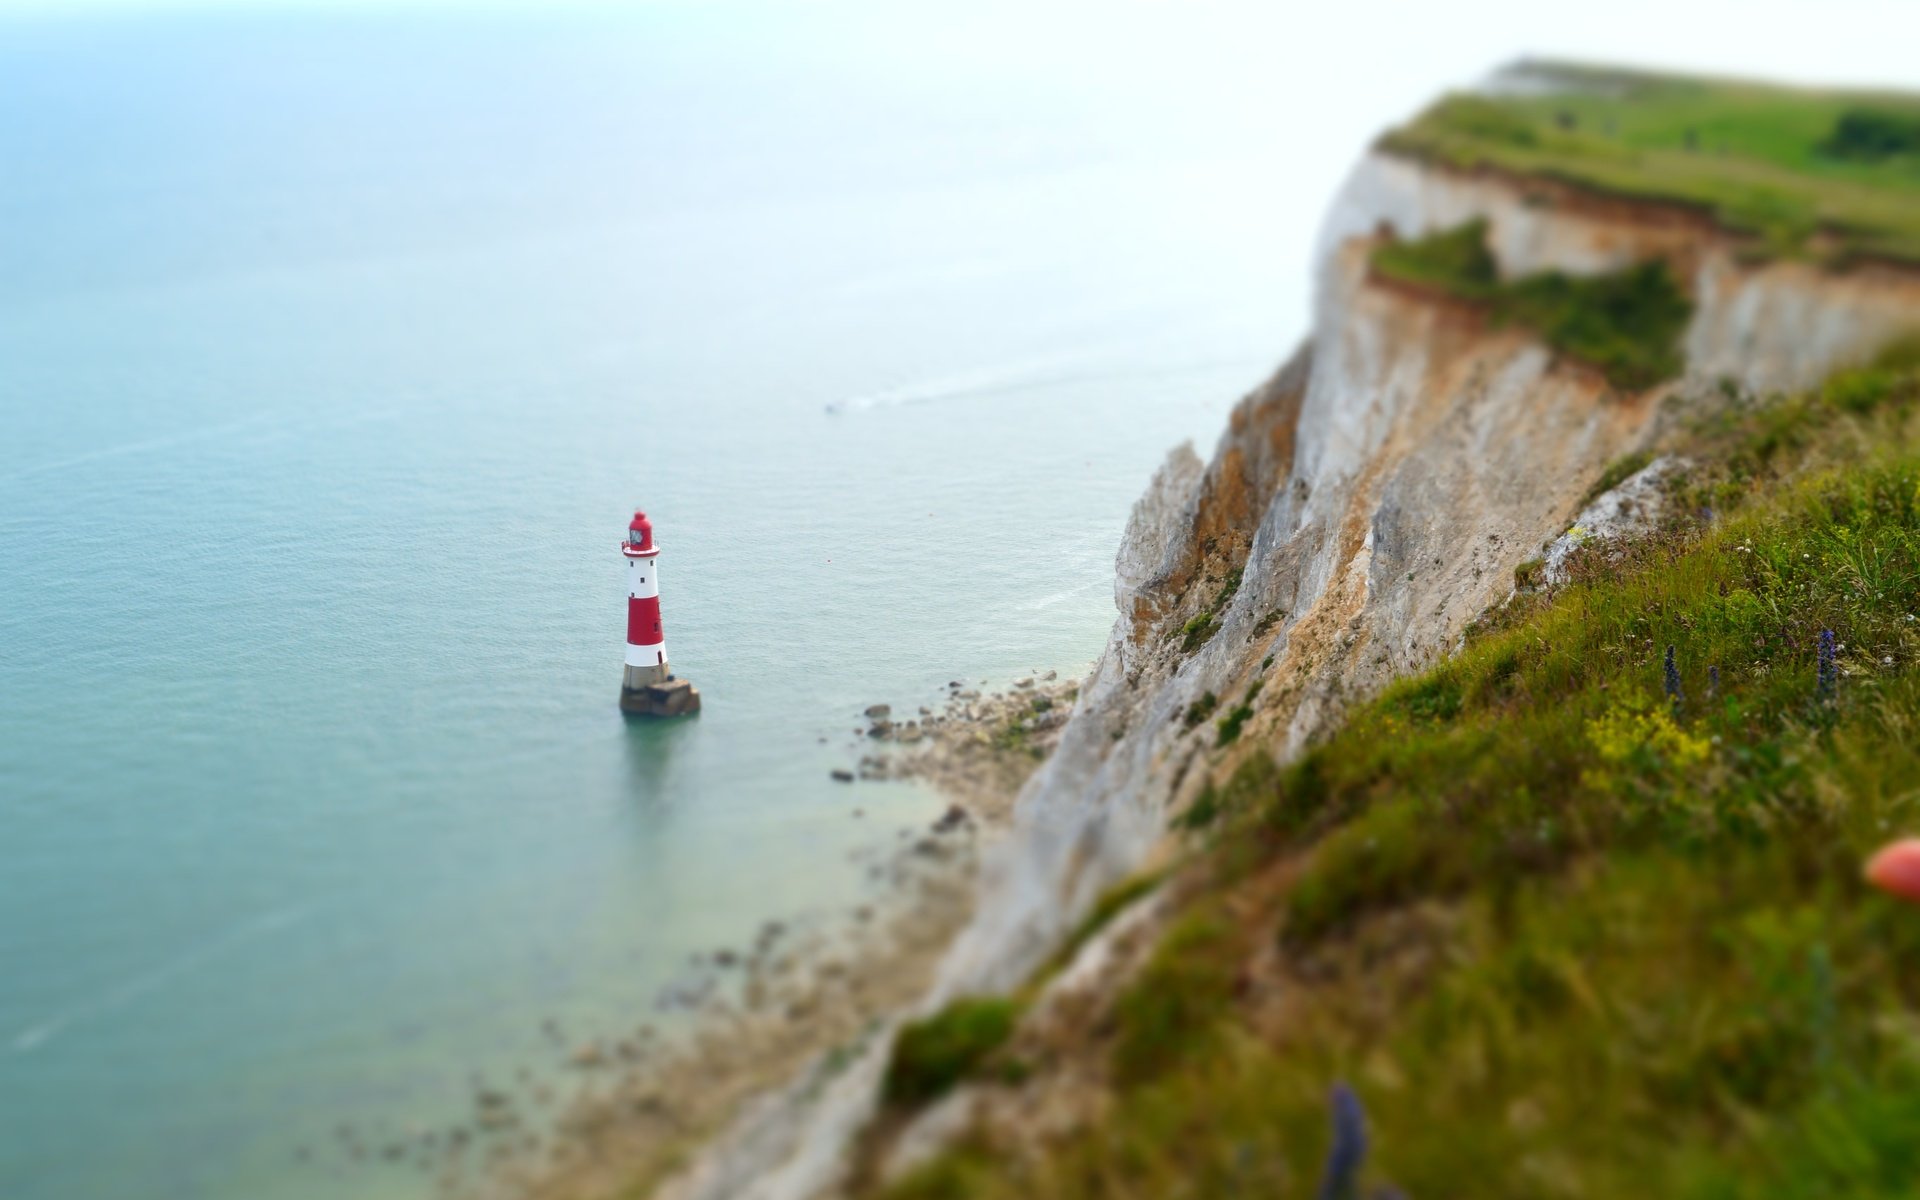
[{"left": 627, "top": 595, "right": 663, "bottom": 644}]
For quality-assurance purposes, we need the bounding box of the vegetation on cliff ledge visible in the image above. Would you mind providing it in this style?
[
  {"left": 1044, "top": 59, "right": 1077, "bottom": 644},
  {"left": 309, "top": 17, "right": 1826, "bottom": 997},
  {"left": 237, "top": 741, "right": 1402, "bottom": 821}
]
[
  {"left": 1380, "top": 62, "right": 1920, "bottom": 264},
  {"left": 878, "top": 341, "right": 1920, "bottom": 1199},
  {"left": 1371, "top": 217, "right": 1692, "bottom": 389}
]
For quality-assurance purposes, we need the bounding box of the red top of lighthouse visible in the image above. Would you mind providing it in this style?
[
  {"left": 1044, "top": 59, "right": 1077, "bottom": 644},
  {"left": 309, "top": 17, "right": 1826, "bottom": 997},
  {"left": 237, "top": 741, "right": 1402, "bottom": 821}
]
[{"left": 623, "top": 510, "right": 659, "bottom": 558}]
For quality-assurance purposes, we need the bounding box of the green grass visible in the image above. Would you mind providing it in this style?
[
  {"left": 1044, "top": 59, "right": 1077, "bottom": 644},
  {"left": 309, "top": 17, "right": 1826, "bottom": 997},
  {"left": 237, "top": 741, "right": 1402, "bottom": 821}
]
[
  {"left": 1110, "top": 910, "right": 1241, "bottom": 1087},
  {"left": 873, "top": 346, "right": 1920, "bottom": 1200},
  {"left": 1371, "top": 218, "right": 1693, "bottom": 389},
  {"left": 1379, "top": 63, "right": 1920, "bottom": 264},
  {"left": 1037, "top": 871, "right": 1168, "bottom": 982},
  {"left": 1370, "top": 216, "right": 1499, "bottom": 297},
  {"left": 882, "top": 998, "right": 1021, "bottom": 1108},
  {"left": 1182, "top": 691, "right": 1218, "bottom": 729},
  {"left": 1584, "top": 449, "right": 1657, "bottom": 504},
  {"left": 1213, "top": 680, "right": 1263, "bottom": 747}
]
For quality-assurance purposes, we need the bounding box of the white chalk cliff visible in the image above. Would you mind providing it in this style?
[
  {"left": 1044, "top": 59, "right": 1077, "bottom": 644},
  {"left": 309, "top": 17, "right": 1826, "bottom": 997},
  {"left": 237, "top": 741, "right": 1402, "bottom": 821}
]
[{"left": 659, "top": 126, "right": 1920, "bottom": 1200}]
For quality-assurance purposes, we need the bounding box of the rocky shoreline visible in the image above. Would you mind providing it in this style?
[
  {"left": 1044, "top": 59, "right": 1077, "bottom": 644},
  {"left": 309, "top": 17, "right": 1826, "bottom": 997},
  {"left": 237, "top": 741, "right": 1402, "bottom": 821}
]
[
  {"left": 834, "top": 672, "right": 1077, "bottom": 817},
  {"left": 408, "top": 674, "right": 1083, "bottom": 1200}
]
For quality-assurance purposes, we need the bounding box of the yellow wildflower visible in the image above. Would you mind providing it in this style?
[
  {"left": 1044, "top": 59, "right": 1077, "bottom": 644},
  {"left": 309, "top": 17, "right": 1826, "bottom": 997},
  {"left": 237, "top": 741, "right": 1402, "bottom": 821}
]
[{"left": 1586, "top": 703, "right": 1711, "bottom": 769}]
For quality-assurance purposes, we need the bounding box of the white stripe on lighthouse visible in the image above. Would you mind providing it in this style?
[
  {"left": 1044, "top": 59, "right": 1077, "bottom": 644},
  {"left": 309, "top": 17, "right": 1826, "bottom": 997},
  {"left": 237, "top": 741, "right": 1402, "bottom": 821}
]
[
  {"left": 625, "top": 641, "right": 667, "bottom": 668},
  {"left": 628, "top": 559, "right": 659, "bottom": 599}
]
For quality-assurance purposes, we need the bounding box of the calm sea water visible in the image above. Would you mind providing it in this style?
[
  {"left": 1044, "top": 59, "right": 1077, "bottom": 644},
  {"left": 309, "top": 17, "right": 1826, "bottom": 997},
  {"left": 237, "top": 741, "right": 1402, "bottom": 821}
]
[{"left": 0, "top": 7, "right": 1298, "bottom": 1198}]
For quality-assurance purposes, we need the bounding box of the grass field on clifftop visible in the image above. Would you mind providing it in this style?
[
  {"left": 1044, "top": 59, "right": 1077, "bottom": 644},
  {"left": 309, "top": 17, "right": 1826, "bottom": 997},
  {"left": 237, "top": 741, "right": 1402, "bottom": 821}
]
[
  {"left": 1380, "top": 62, "right": 1920, "bottom": 264},
  {"left": 877, "top": 343, "right": 1920, "bottom": 1200}
]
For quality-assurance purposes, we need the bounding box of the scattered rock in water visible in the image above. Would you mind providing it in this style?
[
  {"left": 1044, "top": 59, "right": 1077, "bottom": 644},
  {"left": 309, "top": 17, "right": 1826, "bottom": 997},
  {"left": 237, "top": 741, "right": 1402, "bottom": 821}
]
[
  {"left": 932, "top": 804, "right": 972, "bottom": 834},
  {"left": 829, "top": 768, "right": 855, "bottom": 783},
  {"left": 864, "top": 704, "right": 892, "bottom": 720},
  {"left": 714, "top": 949, "right": 739, "bottom": 968},
  {"left": 866, "top": 721, "right": 893, "bottom": 738},
  {"left": 1013, "top": 677, "right": 1033, "bottom": 689},
  {"left": 570, "top": 1042, "right": 605, "bottom": 1069},
  {"left": 1042, "top": 670, "right": 1057, "bottom": 681},
  {"left": 948, "top": 680, "right": 962, "bottom": 688},
  {"left": 852, "top": 808, "right": 865, "bottom": 818}
]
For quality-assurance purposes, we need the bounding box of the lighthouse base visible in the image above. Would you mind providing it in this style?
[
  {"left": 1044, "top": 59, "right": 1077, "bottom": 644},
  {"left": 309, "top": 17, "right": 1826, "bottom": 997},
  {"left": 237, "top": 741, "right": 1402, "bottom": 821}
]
[{"left": 619, "top": 677, "right": 701, "bottom": 718}]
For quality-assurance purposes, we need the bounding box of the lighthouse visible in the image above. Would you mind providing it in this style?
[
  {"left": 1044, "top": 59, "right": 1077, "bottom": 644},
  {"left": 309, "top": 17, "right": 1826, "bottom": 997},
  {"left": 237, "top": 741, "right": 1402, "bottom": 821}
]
[{"left": 618, "top": 510, "right": 700, "bottom": 717}]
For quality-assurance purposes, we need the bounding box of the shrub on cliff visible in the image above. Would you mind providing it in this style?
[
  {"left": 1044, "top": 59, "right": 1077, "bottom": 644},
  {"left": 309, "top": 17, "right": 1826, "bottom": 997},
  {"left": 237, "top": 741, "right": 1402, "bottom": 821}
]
[
  {"left": 1493, "top": 258, "right": 1691, "bottom": 389},
  {"left": 1371, "top": 220, "right": 1692, "bottom": 389},
  {"left": 882, "top": 997, "right": 1019, "bottom": 1108},
  {"left": 1819, "top": 108, "right": 1920, "bottom": 162},
  {"left": 1369, "top": 217, "right": 1499, "bottom": 298}
]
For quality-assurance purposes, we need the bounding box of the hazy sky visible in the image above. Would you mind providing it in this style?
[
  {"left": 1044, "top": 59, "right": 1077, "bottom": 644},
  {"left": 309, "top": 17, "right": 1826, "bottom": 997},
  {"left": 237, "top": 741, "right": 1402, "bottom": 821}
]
[
  {"left": 2, "top": 0, "right": 1916, "bottom": 92},
  {"left": 3, "top": 0, "right": 1913, "bottom": 345},
  {"left": 5, "top": 1, "right": 1907, "bottom": 156}
]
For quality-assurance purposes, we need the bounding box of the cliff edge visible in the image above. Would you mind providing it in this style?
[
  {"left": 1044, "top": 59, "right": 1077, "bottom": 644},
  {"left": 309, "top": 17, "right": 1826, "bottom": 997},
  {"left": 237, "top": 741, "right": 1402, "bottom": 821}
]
[{"left": 644, "top": 62, "right": 1920, "bottom": 1200}]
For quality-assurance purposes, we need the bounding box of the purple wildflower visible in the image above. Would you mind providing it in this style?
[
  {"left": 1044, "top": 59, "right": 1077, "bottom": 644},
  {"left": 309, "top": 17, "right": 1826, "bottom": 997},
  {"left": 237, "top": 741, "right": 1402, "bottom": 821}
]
[
  {"left": 1318, "top": 1082, "right": 1369, "bottom": 1200},
  {"left": 1664, "top": 645, "right": 1682, "bottom": 710},
  {"left": 1817, "top": 629, "right": 1837, "bottom": 701}
]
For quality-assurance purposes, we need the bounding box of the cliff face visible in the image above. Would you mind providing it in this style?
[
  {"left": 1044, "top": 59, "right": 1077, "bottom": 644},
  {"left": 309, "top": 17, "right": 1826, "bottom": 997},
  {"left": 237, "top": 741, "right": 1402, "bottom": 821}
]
[
  {"left": 654, "top": 133, "right": 1920, "bottom": 1200},
  {"left": 934, "top": 146, "right": 1920, "bottom": 999}
]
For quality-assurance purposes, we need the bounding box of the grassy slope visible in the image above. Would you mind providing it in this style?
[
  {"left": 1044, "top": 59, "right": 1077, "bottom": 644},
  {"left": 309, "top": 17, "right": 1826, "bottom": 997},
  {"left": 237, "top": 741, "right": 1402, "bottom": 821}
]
[
  {"left": 877, "top": 342, "right": 1920, "bottom": 1199},
  {"left": 1378, "top": 62, "right": 1920, "bottom": 263}
]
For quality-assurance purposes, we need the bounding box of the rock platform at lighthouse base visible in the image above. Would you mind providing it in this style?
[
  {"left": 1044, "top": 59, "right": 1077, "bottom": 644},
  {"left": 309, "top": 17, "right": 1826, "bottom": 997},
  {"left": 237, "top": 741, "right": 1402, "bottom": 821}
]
[{"left": 619, "top": 677, "right": 702, "bottom": 718}]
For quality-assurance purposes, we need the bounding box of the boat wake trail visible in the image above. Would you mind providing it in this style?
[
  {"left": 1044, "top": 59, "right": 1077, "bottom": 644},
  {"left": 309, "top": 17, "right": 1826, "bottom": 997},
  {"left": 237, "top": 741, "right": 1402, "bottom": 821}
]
[
  {"left": 827, "top": 354, "right": 1264, "bottom": 415},
  {"left": 10, "top": 905, "right": 314, "bottom": 1054}
]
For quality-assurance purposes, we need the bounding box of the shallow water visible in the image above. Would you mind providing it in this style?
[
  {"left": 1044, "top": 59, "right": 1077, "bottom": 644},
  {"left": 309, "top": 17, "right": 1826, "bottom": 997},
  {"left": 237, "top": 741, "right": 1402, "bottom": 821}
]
[{"left": 0, "top": 7, "right": 1299, "bottom": 1198}]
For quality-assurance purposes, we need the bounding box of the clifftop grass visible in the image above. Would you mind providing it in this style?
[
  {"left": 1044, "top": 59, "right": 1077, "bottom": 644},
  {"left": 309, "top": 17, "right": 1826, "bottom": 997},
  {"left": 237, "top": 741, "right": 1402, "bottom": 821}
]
[
  {"left": 1380, "top": 63, "right": 1920, "bottom": 264},
  {"left": 878, "top": 345, "right": 1920, "bottom": 1200}
]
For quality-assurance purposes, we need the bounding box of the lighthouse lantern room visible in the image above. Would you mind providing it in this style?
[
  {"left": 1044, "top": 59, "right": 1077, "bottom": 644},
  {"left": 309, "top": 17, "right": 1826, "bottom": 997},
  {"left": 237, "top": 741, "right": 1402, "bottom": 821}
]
[{"left": 618, "top": 510, "right": 700, "bottom": 717}]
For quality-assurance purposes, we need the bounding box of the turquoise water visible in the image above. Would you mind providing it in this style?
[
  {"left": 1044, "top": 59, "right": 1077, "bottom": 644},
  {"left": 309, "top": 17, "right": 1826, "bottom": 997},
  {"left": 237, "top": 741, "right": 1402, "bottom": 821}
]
[{"left": 0, "top": 7, "right": 1297, "bottom": 1198}]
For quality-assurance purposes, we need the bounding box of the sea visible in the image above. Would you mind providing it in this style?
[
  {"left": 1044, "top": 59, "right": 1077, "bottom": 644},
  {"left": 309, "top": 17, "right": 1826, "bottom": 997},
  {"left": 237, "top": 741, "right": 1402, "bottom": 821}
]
[{"left": 0, "top": 5, "right": 1309, "bottom": 1197}]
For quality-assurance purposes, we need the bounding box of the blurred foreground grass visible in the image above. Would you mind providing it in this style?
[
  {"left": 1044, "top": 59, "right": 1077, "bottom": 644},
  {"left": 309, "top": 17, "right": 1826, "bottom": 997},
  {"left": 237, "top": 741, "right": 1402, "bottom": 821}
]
[{"left": 879, "top": 339, "right": 1920, "bottom": 1199}]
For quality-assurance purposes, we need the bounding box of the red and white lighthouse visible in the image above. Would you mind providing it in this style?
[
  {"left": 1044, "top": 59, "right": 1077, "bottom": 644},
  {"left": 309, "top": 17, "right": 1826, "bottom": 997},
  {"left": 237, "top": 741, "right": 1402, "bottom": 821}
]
[{"left": 618, "top": 510, "right": 700, "bottom": 716}]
